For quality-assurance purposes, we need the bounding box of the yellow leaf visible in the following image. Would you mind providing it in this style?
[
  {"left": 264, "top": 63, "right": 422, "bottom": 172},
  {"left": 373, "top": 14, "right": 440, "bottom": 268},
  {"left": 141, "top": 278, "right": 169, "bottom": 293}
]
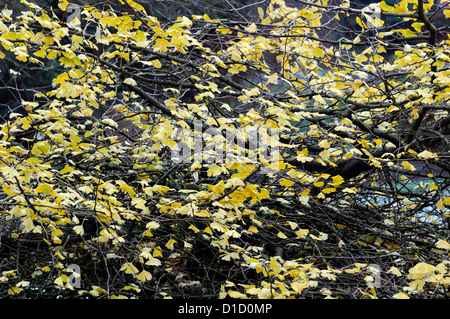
[
  {"left": 36, "top": 184, "right": 54, "bottom": 196},
  {"left": 295, "top": 229, "right": 309, "bottom": 239},
  {"left": 435, "top": 239, "right": 450, "bottom": 250},
  {"left": 22, "top": 216, "right": 34, "bottom": 232},
  {"left": 116, "top": 180, "right": 136, "bottom": 197},
  {"left": 211, "top": 180, "right": 225, "bottom": 194},
  {"left": 319, "top": 149, "right": 330, "bottom": 161},
  {"left": 277, "top": 231, "right": 287, "bottom": 239},
  {"left": 287, "top": 221, "right": 298, "bottom": 230},
  {"left": 166, "top": 238, "right": 177, "bottom": 250},
  {"left": 345, "top": 267, "right": 362, "bottom": 274},
  {"left": 267, "top": 73, "right": 278, "bottom": 84},
  {"left": 207, "top": 164, "right": 227, "bottom": 177},
  {"left": 355, "top": 53, "right": 368, "bottom": 63},
  {"left": 269, "top": 257, "right": 281, "bottom": 273},
  {"left": 411, "top": 22, "right": 424, "bottom": 32},
  {"left": 132, "top": 197, "right": 147, "bottom": 210},
  {"left": 280, "top": 179, "right": 294, "bottom": 187},
  {"left": 319, "top": 140, "right": 331, "bottom": 149},
  {"left": 58, "top": 0, "right": 69, "bottom": 11},
  {"left": 188, "top": 224, "right": 200, "bottom": 233},
  {"left": 73, "top": 225, "right": 84, "bottom": 235},
  {"left": 401, "top": 161, "right": 415, "bottom": 171},
  {"left": 387, "top": 266, "right": 402, "bottom": 276},
  {"left": 145, "top": 255, "right": 162, "bottom": 266},
  {"left": 444, "top": 9, "right": 450, "bottom": 18},
  {"left": 137, "top": 270, "right": 152, "bottom": 282},
  {"left": 245, "top": 23, "right": 257, "bottom": 33},
  {"left": 257, "top": 7, "right": 264, "bottom": 19},
  {"left": 331, "top": 175, "right": 344, "bottom": 186},
  {"left": 310, "top": 232, "right": 328, "bottom": 241},
  {"left": 393, "top": 292, "right": 410, "bottom": 299},
  {"left": 60, "top": 165, "right": 75, "bottom": 174},
  {"left": 54, "top": 275, "right": 68, "bottom": 287},
  {"left": 312, "top": 47, "right": 325, "bottom": 58},
  {"left": 125, "top": 0, "right": 145, "bottom": 11},
  {"left": 322, "top": 187, "right": 336, "bottom": 194},
  {"left": 153, "top": 38, "right": 171, "bottom": 52},
  {"left": 120, "top": 262, "right": 139, "bottom": 275},
  {"left": 124, "top": 77, "right": 137, "bottom": 86},
  {"left": 228, "top": 290, "right": 247, "bottom": 298},
  {"left": 437, "top": 198, "right": 445, "bottom": 211},
  {"left": 417, "top": 150, "right": 435, "bottom": 159},
  {"left": 20, "top": 0, "right": 41, "bottom": 9},
  {"left": 408, "top": 262, "right": 435, "bottom": 279},
  {"left": 16, "top": 281, "right": 30, "bottom": 288},
  {"left": 153, "top": 246, "right": 163, "bottom": 258},
  {"left": 3, "top": 185, "right": 19, "bottom": 196},
  {"left": 146, "top": 221, "right": 160, "bottom": 229},
  {"left": 8, "top": 287, "right": 21, "bottom": 295}
]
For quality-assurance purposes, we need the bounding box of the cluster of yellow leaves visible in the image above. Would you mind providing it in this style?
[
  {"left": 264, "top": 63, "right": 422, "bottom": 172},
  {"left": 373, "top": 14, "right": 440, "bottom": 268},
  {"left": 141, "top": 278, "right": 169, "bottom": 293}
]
[
  {"left": 221, "top": 256, "right": 340, "bottom": 299},
  {"left": 396, "top": 260, "right": 450, "bottom": 298},
  {"left": 0, "top": 0, "right": 448, "bottom": 300}
]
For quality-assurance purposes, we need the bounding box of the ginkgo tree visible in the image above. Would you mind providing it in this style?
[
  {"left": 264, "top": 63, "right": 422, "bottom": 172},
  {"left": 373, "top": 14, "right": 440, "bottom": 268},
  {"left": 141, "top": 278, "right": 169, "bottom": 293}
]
[{"left": 0, "top": 0, "right": 449, "bottom": 299}]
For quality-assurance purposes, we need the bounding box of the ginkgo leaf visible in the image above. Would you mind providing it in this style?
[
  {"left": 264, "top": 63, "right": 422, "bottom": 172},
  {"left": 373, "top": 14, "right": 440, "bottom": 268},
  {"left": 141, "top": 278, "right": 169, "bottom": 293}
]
[
  {"left": 73, "top": 225, "right": 84, "bottom": 235},
  {"left": 435, "top": 239, "right": 450, "bottom": 250},
  {"left": 280, "top": 179, "right": 294, "bottom": 187},
  {"left": 207, "top": 164, "right": 227, "bottom": 177},
  {"left": 408, "top": 262, "right": 436, "bottom": 279},
  {"left": 310, "top": 232, "right": 328, "bottom": 241},
  {"left": 116, "top": 180, "right": 136, "bottom": 197},
  {"left": 245, "top": 23, "right": 257, "bottom": 33},
  {"left": 137, "top": 270, "right": 152, "bottom": 282},
  {"left": 16, "top": 281, "right": 30, "bottom": 288},
  {"left": 331, "top": 175, "right": 344, "bottom": 186},
  {"left": 417, "top": 150, "right": 435, "bottom": 159},
  {"left": 58, "top": 0, "right": 69, "bottom": 11},
  {"left": 120, "top": 262, "right": 139, "bottom": 275},
  {"left": 132, "top": 197, "right": 147, "bottom": 210},
  {"left": 145, "top": 221, "right": 160, "bottom": 229},
  {"left": 54, "top": 275, "right": 68, "bottom": 287},
  {"left": 60, "top": 165, "right": 74, "bottom": 174},
  {"left": 228, "top": 290, "right": 247, "bottom": 298},
  {"left": 295, "top": 229, "right": 309, "bottom": 239},
  {"left": 319, "top": 140, "right": 331, "bottom": 149},
  {"left": 444, "top": 9, "right": 450, "bottom": 18},
  {"left": 124, "top": 78, "right": 137, "bottom": 86},
  {"left": 287, "top": 221, "right": 298, "bottom": 230},
  {"left": 393, "top": 292, "right": 410, "bottom": 299},
  {"left": 277, "top": 231, "right": 287, "bottom": 239},
  {"left": 188, "top": 224, "right": 200, "bottom": 233},
  {"left": 402, "top": 161, "right": 416, "bottom": 171},
  {"left": 387, "top": 267, "right": 402, "bottom": 276},
  {"left": 8, "top": 287, "right": 21, "bottom": 295},
  {"left": 22, "top": 216, "right": 34, "bottom": 233},
  {"left": 145, "top": 258, "right": 161, "bottom": 267},
  {"left": 101, "top": 118, "right": 118, "bottom": 128},
  {"left": 166, "top": 238, "right": 177, "bottom": 251},
  {"left": 437, "top": 198, "right": 446, "bottom": 211},
  {"left": 153, "top": 38, "right": 171, "bottom": 52},
  {"left": 267, "top": 73, "right": 278, "bottom": 84},
  {"left": 319, "top": 149, "right": 330, "bottom": 161},
  {"left": 3, "top": 185, "right": 19, "bottom": 196},
  {"left": 35, "top": 184, "right": 54, "bottom": 196}
]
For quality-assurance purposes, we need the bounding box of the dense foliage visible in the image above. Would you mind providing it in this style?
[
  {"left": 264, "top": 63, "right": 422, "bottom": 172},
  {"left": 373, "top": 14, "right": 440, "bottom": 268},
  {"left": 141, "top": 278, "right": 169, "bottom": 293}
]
[{"left": 0, "top": 0, "right": 449, "bottom": 299}]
